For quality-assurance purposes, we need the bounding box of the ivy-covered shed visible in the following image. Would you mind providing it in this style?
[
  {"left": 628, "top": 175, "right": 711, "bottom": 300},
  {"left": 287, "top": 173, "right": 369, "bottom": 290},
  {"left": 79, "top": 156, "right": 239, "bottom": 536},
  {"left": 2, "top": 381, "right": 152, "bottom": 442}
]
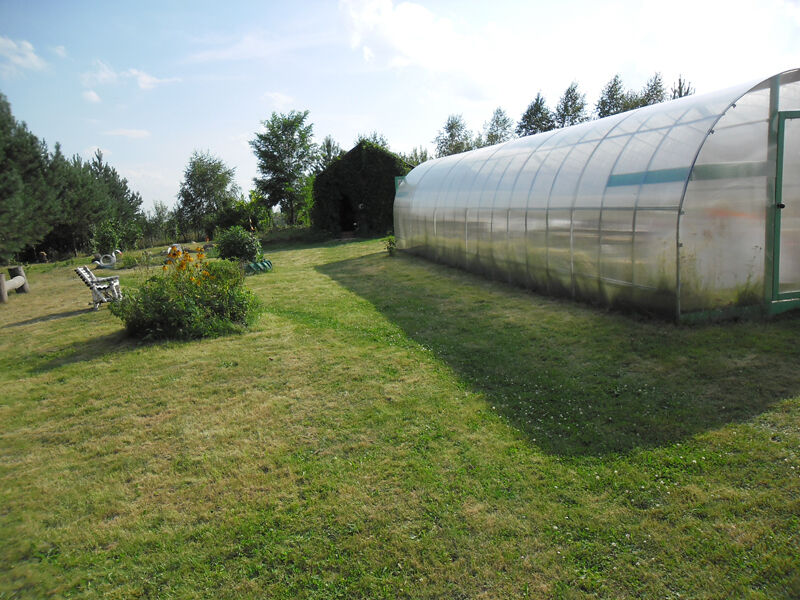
[
  {"left": 312, "top": 141, "right": 408, "bottom": 236},
  {"left": 395, "top": 69, "right": 800, "bottom": 321}
]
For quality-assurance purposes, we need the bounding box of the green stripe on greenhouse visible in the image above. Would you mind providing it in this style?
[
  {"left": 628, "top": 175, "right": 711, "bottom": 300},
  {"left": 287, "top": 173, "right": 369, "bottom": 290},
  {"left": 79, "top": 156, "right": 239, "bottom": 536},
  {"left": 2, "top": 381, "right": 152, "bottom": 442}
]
[{"left": 607, "top": 161, "right": 769, "bottom": 187}]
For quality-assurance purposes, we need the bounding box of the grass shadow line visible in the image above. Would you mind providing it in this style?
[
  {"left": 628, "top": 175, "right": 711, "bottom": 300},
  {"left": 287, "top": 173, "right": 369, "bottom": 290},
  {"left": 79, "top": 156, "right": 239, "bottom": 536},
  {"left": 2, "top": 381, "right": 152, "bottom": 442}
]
[
  {"left": 318, "top": 251, "right": 800, "bottom": 457},
  {"left": 4, "top": 308, "right": 95, "bottom": 329}
]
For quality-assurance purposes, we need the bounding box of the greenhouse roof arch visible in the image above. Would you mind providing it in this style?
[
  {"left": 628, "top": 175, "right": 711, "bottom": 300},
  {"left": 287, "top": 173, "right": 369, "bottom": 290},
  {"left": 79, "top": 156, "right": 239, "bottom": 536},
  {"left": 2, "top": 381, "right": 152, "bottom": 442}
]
[{"left": 394, "top": 69, "right": 800, "bottom": 320}]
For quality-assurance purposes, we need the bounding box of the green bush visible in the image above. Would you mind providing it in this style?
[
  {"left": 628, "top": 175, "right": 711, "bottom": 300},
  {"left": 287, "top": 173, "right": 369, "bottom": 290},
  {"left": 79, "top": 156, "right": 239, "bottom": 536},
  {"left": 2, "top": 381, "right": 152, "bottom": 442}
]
[
  {"left": 89, "top": 219, "right": 123, "bottom": 254},
  {"left": 215, "top": 225, "right": 262, "bottom": 262},
  {"left": 110, "top": 247, "right": 260, "bottom": 340},
  {"left": 384, "top": 234, "right": 396, "bottom": 256}
]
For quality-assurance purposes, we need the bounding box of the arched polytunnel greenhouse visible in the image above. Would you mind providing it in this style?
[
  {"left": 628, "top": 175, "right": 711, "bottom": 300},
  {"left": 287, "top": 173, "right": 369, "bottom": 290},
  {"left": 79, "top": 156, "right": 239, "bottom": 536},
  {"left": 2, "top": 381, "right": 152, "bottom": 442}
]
[{"left": 394, "top": 69, "right": 800, "bottom": 321}]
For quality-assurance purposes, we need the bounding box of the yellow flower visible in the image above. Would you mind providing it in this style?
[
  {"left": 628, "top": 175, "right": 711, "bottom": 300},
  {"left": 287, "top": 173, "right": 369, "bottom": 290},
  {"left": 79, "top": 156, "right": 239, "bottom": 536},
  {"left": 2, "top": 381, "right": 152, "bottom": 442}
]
[{"left": 162, "top": 265, "right": 168, "bottom": 272}]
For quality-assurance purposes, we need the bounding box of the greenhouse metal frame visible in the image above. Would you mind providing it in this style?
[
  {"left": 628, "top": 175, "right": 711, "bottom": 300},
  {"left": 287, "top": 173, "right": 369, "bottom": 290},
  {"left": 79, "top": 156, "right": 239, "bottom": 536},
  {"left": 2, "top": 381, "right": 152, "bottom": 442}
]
[{"left": 394, "top": 69, "right": 800, "bottom": 320}]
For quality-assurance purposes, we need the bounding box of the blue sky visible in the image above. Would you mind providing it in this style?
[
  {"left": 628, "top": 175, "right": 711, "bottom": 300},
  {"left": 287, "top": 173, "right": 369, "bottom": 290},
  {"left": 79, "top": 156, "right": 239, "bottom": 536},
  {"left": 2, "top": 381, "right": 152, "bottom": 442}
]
[{"left": 2, "top": 0, "right": 799, "bottom": 212}]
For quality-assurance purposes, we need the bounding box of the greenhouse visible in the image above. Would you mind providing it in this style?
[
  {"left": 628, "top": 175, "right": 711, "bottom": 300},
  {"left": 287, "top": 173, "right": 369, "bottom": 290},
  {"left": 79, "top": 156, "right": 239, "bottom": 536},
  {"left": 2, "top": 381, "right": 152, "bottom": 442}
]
[{"left": 394, "top": 69, "right": 800, "bottom": 321}]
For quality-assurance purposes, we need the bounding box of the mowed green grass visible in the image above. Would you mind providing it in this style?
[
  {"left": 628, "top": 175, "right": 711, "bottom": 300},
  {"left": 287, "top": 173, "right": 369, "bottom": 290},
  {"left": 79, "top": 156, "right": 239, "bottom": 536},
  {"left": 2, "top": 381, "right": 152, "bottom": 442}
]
[{"left": 1, "top": 239, "right": 799, "bottom": 599}]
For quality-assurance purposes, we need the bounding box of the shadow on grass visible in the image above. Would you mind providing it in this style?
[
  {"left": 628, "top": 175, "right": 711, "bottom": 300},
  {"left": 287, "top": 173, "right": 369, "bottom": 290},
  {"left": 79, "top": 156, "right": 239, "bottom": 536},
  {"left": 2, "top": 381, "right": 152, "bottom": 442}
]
[
  {"left": 319, "top": 252, "right": 800, "bottom": 457},
  {"left": 32, "top": 329, "right": 144, "bottom": 374},
  {"left": 4, "top": 308, "right": 95, "bottom": 328}
]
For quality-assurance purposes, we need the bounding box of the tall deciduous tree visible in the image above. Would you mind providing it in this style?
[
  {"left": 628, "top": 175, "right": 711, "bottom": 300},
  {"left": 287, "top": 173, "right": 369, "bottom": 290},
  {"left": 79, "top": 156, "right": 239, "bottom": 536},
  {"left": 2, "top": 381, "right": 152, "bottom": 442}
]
[
  {"left": 516, "top": 93, "right": 555, "bottom": 136},
  {"left": 638, "top": 72, "right": 666, "bottom": 106},
  {"left": 554, "top": 82, "right": 589, "bottom": 128},
  {"left": 177, "top": 150, "right": 240, "bottom": 238},
  {"left": 250, "top": 110, "right": 316, "bottom": 226},
  {"left": 434, "top": 114, "right": 474, "bottom": 157},
  {"left": 482, "top": 107, "right": 514, "bottom": 146},
  {"left": 401, "top": 146, "right": 431, "bottom": 168},
  {"left": 596, "top": 75, "right": 627, "bottom": 118}
]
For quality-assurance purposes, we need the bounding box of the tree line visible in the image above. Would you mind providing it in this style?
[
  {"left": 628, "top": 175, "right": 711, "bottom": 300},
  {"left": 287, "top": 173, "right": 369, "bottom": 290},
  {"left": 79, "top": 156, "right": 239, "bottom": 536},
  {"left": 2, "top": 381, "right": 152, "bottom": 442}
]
[
  {"left": 0, "top": 72, "right": 696, "bottom": 262},
  {"left": 434, "top": 73, "right": 694, "bottom": 157},
  {"left": 0, "top": 92, "right": 143, "bottom": 262}
]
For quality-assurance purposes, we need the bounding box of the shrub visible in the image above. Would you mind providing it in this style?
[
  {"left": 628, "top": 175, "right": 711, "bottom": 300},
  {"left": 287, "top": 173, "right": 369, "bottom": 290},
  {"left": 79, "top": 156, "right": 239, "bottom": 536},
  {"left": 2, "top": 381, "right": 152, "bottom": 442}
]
[
  {"left": 384, "top": 234, "right": 396, "bottom": 256},
  {"left": 110, "top": 247, "right": 260, "bottom": 340},
  {"left": 89, "top": 218, "right": 142, "bottom": 253},
  {"left": 215, "top": 225, "right": 262, "bottom": 262},
  {"left": 89, "top": 219, "right": 123, "bottom": 254}
]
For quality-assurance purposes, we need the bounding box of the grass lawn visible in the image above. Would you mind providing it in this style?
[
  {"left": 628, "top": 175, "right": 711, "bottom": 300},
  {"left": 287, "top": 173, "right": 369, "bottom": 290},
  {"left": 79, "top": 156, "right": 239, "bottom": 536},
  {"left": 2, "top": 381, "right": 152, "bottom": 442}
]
[{"left": 1, "top": 238, "right": 799, "bottom": 598}]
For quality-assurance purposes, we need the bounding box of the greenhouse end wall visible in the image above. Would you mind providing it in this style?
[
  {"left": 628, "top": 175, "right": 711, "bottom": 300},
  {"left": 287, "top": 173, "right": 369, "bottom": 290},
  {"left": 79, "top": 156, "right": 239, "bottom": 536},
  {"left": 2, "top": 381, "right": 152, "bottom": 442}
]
[{"left": 394, "top": 69, "right": 800, "bottom": 320}]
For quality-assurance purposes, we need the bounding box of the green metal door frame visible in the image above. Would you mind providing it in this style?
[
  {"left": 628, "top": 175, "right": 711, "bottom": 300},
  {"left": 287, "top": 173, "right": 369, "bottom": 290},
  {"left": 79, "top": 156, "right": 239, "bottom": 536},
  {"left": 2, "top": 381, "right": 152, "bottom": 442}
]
[{"left": 771, "top": 110, "right": 800, "bottom": 310}]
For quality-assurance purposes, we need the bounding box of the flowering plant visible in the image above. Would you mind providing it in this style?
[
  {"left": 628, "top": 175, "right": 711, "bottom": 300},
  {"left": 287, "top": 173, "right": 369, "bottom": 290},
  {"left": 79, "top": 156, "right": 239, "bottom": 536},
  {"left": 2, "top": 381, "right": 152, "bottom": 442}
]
[{"left": 110, "top": 248, "right": 260, "bottom": 339}]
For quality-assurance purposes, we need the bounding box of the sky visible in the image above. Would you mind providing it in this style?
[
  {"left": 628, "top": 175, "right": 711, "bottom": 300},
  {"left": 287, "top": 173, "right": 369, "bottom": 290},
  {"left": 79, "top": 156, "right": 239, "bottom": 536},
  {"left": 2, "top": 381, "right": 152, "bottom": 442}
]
[{"left": 1, "top": 0, "right": 799, "bottom": 213}]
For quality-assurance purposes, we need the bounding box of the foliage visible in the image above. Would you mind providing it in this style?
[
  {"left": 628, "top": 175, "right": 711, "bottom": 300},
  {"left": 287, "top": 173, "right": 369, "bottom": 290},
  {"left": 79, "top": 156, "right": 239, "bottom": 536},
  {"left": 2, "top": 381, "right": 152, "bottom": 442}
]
[
  {"left": 480, "top": 107, "right": 514, "bottom": 146},
  {"left": 315, "top": 135, "right": 344, "bottom": 173},
  {"left": 621, "top": 72, "right": 667, "bottom": 111},
  {"left": 0, "top": 93, "right": 144, "bottom": 262},
  {"left": 297, "top": 174, "right": 315, "bottom": 226},
  {"left": 119, "top": 250, "right": 158, "bottom": 270},
  {"left": 400, "top": 146, "right": 431, "bottom": 168},
  {"left": 0, "top": 92, "right": 59, "bottom": 262},
  {"left": 354, "top": 131, "right": 390, "bottom": 151},
  {"left": 672, "top": 75, "right": 695, "bottom": 99},
  {"left": 110, "top": 247, "right": 260, "bottom": 339},
  {"left": 215, "top": 225, "right": 262, "bottom": 262},
  {"left": 141, "top": 200, "right": 174, "bottom": 247},
  {"left": 250, "top": 110, "right": 317, "bottom": 226},
  {"left": 311, "top": 140, "right": 408, "bottom": 235},
  {"left": 597, "top": 72, "right": 670, "bottom": 117},
  {"left": 214, "top": 191, "right": 274, "bottom": 234},
  {"left": 596, "top": 74, "right": 627, "bottom": 118},
  {"left": 89, "top": 218, "right": 123, "bottom": 254},
  {"left": 384, "top": 234, "right": 396, "bottom": 255},
  {"left": 554, "top": 82, "right": 589, "bottom": 128},
  {"left": 516, "top": 93, "right": 556, "bottom": 136},
  {"left": 177, "top": 150, "right": 240, "bottom": 239},
  {"left": 434, "top": 114, "right": 476, "bottom": 157}
]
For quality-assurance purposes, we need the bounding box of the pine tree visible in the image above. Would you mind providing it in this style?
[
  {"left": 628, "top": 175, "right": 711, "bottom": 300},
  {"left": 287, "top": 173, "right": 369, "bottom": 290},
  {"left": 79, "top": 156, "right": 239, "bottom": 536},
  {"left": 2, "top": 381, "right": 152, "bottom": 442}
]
[
  {"left": 554, "top": 83, "right": 588, "bottom": 128},
  {"left": 596, "top": 75, "right": 627, "bottom": 118},
  {"left": 516, "top": 93, "right": 555, "bottom": 136}
]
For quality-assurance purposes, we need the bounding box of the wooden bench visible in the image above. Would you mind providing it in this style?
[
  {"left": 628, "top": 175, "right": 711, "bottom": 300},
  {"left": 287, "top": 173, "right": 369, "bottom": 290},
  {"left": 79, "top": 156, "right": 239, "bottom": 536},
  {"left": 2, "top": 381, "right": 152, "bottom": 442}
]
[{"left": 75, "top": 266, "right": 122, "bottom": 310}]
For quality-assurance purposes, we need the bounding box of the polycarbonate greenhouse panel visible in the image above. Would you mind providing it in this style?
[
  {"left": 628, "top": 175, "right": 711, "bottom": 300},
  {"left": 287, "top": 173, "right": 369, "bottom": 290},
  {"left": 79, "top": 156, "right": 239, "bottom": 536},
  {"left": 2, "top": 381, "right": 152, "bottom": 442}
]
[{"left": 395, "top": 70, "right": 800, "bottom": 320}]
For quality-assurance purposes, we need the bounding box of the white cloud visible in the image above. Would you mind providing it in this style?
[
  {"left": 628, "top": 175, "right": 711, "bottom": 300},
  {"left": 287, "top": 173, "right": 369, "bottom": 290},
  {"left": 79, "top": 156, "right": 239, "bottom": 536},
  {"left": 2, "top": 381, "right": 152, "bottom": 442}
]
[
  {"left": 104, "top": 129, "right": 152, "bottom": 139},
  {"left": 0, "top": 36, "right": 46, "bottom": 77},
  {"left": 339, "top": 0, "right": 800, "bottom": 121},
  {"left": 52, "top": 45, "right": 67, "bottom": 58},
  {"left": 81, "top": 59, "right": 118, "bottom": 86},
  {"left": 186, "top": 31, "right": 337, "bottom": 63},
  {"left": 83, "top": 90, "right": 101, "bottom": 103},
  {"left": 261, "top": 91, "right": 294, "bottom": 110},
  {"left": 125, "top": 68, "right": 180, "bottom": 90},
  {"left": 81, "top": 59, "right": 179, "bottom": 90}
]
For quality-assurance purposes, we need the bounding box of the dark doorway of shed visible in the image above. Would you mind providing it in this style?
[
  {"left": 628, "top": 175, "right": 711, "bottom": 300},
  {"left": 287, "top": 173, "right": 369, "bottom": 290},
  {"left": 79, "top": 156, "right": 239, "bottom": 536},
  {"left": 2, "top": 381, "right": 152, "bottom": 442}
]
[{"left": 339, "top": 196, "right": 356, "bottom": 232}]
